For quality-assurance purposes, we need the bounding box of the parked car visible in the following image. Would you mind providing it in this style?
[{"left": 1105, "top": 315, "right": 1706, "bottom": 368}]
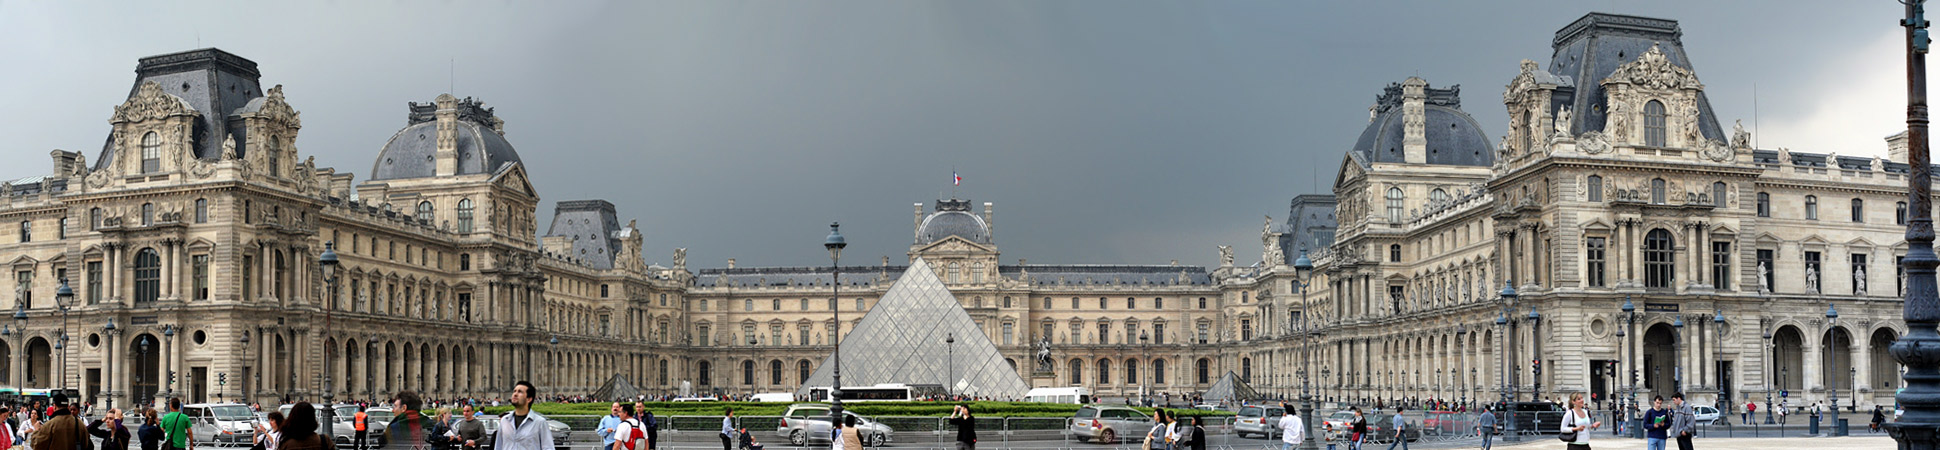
[
  {"left": 1693, "top": 405, "right": 1722, "bottom": 425},
  {"left": 1420, "top": 411, "right": 1472, "bottom": 435},
  {"left": 1192, "top": 404, "right": 1223, "bottom": 412},
  {"left": 1502, "top": 402, "right": 1564, "bottom": 434},
  {"left": 1361, "top": 414, "right": 1421, "bottom": 444},
  {"left": 1067, "top": 405, "right": 1153, "bottom": 444},
  {"left": 277, "top": 404, "right": 388, "bottom": 449},
  {"left": 774, "top": 405, "right": 895, "bottom": 447},
  {"left": 1321, "top": 411, "right": 1356, "bottom": 434},
  {"left": 1233, "top": 405, "right": 1286, "bottom": 438},
  {"left": 547, "top": 418, "right": 574, "bottom": 450},
  {"left": 183, "top": 403, "right": 258, "bottom": 447}
]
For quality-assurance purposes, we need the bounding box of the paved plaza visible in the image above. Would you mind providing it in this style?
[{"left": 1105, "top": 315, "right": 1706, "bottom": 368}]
[{"left": 1475, "top": 435, "right": 1895, "bottom": 450}]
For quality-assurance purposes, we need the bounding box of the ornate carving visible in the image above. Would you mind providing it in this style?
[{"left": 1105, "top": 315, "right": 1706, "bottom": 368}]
[
  {"left": 1579, "top": 131, "right": 1610, "bottom": 155},
  {"left": 1731, "top": 120, "right": 1752, "bottom": 149},
  {"left": 111, "top": 82, "right": 199, "bottom": 124},
  {"left": 1602, "top": 45, "right": 1702, "bottom": 91},
  {"left": 1703, "top": 139, "right": 1734, "bottom": 163},
  {"left": 221, "top": 135, "right": 238, "bottom": 161},
  {"left": 1680, "top": 96, "right": 1703, "bottom": 146},
  {"left": 1607, "top": 98, "right": 1629, "bottom": 142},
  {"left": 1218, "top": 245, "right": 1234, "bottom": 266},
  {"left": 1553, "top": 106, "right": 1573, "bottom": 140},
  {"left": 253, "top": 85, "right": 303, "bottom": 130}
]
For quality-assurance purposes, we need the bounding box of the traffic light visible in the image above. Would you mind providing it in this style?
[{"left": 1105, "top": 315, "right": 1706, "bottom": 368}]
[
  {"left": 168, "top": 370, "right": 177, "bottom": 385},
  {"left": 1532, "top": 359, "right": 1542, "bottom": 376},
  {"left": 218, "top": 372, "right": 226, "bottom": 386}
]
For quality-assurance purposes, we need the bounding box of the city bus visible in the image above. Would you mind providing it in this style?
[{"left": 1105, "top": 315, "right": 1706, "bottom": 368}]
[{"left": 804, "top": 384, "right": 914, "bottom": 402}]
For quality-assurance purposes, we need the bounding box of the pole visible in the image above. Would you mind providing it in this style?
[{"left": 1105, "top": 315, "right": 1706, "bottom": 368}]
[
  {"left": 825, "top": 223, "right": 846, "bottom": 420},
  {"left": 1892, "top": 2, "right": 1940, "bottom": 447}
]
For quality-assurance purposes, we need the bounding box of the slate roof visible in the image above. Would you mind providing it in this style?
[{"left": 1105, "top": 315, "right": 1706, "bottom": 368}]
[
  {"left": 1350, "top": 82, "right": 1493, "bottom": 167},
  {"left": 97, "top": 48, "right": 265, "bottom": 170},
  {"left": 544, "top": 200, "right": 623, "bottom": 270},
  {"left": 1548, "top": 13, "right": 1725, "bottom": 141},
  {"left": 1280, "top": 194, "right": 1337, "bottom": 264},
  {"left": 369, "top": 97, "right": 521, "bottom": 181}
]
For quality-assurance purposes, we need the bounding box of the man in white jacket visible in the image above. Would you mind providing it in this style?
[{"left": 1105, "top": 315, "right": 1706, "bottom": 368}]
[
  {"left": 496, "top": 381, "right": 556, "bottom": 450},
  {"left": 1278, "top": 404, "right": 1305, "bottom": 450}
]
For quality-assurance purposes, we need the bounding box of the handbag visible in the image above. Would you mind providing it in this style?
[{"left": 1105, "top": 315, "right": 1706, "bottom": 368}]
[{"left": 1558, "top": 410, "right": 1578, "bottom": 443}]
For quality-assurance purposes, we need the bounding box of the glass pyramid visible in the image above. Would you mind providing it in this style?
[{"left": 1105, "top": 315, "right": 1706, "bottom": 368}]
[
  {"left": 796, "top": 257, "right": 1032, "bottom": 399},
  {"left": 1202, "top": 371, "right": 1260, "bottom": 404}
]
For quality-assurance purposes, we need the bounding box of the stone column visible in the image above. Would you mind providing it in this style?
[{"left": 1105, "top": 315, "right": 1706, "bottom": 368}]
[
  {"left": 107, "top": 244, "right": 120, "bottom": 304},
  {"left": 1853, "top": 338, "right": 1871, "bottom": 394},
  {"left": 1805, "top": 327, "right": 1824, "bottom": 391}
]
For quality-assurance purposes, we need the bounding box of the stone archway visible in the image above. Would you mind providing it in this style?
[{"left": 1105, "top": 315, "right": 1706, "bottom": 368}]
[
  {"left": 1774, "top": 326, "right": 1806, "bottom": 393},
  {"left": 1643, "top": 323, "right": 1679, "bottom": 394},
  {"left": 129, "top": 334, "right": 160, "bottom": 407}
]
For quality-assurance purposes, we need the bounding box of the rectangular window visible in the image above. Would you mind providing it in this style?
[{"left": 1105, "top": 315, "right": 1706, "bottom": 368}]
[
  {"left": 1003, "top": 323, "right": 1014, "bottom": 345},
  {"left": 744, "top": 299, "right": 752, "bottom": 311},
  {"left": 1071, "top": 298, "right": 1079, "bottom": 309},
  {"left": 1711, "top": 242, "right": 1731, "bottom": 291},
  {"left": 242, "top": 255, "right": 254, "bottom": 302},
  {"left": 856, "top": 298, "right": 865, "bottom": 311},
  {"left": 1806, "top": 251, "right": 1822, "bottom": 292},
  {"left": 1758, "top": 249, "right": 1776, "bottom": 292},
  {"left": 599, "top": 284, "right": 608, "bottom": 298},
  {"left": 458, "top": 293, "right": 472, "bottom": 322},
  {"left": 1199, "top": 297, "right": 1207, "bottom": 309},
  {"left": 699, "top": 326, "right": 711, "bottom": 347},
  {"left": 699, "top": 299, "right": 708, "bottom": 311},
  {"left": 1153, "top": 323, "right": 1165, "bottom": 345},
  {"left": 86, "top": 262, "right": 101, "bottom": 304},
  {"left": 1155, "top": 297, "right": 1164, "bottom": 309},
  {"left": 1586, "top": 237, "right": 1607, "bottom": 288},
  {"left": 1197, "top": 323, "right": 1209, "bottom": 344},
  {"left": 192, "top": 255, "right": 209, "bottom": 300},
  {"left": 801, "top": 299, "right": 808, "bottom": 311},
  {"left": 1853, "top": 253, "right": 1869, "bottom": 295},
  {"left": 1042, "top": 323, "right": 1053, "bottom": 341},
  {"left": 1240, "top": 319, "right": 1252, "bottom": 341},
  {"left": 1098, "top": 323, "right": 1110, "bottom": 344},
  {"left": 1126, "top": 297, "right": 1135, "bottom": 309},
  {"left": 15, "top": 271, "right": 31, "bottom": 309}
]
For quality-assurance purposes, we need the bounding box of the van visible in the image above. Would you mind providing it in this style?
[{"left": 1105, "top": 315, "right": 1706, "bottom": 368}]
[
  {"left": 672, "top": 396, "right": 720, "bottom": 402},
  {"left": 183, "top": 403, "right": 257, "bottom": 447},
  {"left": 751, "top": 393, "right": 796, "bottom": 402},
  {"left": 1025, "top": 387, "right": 1092, "bottom": 404}
]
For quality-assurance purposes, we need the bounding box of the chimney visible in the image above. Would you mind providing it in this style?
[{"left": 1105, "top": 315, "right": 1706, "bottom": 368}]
[
  {"left": 433, "top": 94, "right": 460, "bottom": 176},
  {"left": 1401, "top": 77, "right": 1428, "bottom": 164},
  {"left": 1888, "top": 131, "right": 1910, "bottom": 164},
  {"left": 983, "top": 202, "right": 994, "bottom": 239},
  {"left": 49, "top": 150, "right": 80, "bottom": 177},
  {"left": 727, "top": 258, "right": 736, "bottom": 269},
  {"left": 914, "top": 203, "right": 924, "bottom": 242}
]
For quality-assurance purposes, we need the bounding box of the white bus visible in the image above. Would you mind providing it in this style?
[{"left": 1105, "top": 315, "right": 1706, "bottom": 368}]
[
  {"left": 1024, "top": 387, "right": 1092, "bottom": 404},
  {"left": 804, "top": 384, "right": 914, "bottom": 402}
]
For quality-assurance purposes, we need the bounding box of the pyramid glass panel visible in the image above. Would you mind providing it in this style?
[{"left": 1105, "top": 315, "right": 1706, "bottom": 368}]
[{"left": 797, "top": 257, "right": 1031, "bottom": 399}]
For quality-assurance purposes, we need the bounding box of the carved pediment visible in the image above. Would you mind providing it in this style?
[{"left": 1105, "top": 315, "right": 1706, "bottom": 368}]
[
  {"left": 1602, "top": 45, "right": 1702, "bottom": 91},
  {"left": 247, "top": 85, "right": 303, "bottom": 130},
  {"left": 112, "top": 82, "right": 199, "bottom": 124},
  {"left": 916, "top": 235, "right": 993, "bottom": 254}
]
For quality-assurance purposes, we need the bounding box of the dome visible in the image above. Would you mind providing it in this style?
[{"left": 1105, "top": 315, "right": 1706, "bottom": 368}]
[
  {"left": 918, "top": 199, "right": 991, "bottom": 245},
  {"left": 1350, "top": 81, "right": 1493, "bottom": 167},
  {"left": 369, "top": 96, "right": 522, "bottom": 181}
]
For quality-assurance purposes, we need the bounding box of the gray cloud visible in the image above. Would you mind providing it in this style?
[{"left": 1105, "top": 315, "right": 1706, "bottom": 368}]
[{"left": 0, "top": 1, "right": 1906, "bottom": 268}]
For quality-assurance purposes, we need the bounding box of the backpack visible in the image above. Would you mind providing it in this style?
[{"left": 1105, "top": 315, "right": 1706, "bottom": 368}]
[{"left": 619, "top": 419, "right": 646, "bottom": 450}]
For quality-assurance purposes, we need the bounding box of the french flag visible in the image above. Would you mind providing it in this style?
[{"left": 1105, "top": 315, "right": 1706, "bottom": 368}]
[{"left": 954, "top": 171, "right": 962, "bottom": 186}]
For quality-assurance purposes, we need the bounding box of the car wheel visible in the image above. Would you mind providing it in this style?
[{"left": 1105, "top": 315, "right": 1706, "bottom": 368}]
[
  {"left": 868, "top": 434, "right": 883, "bottom": 447},
  {"left": 790, "top": 430, "right": 808, "bottom": 446},
  {"left": 1101, "top": 429, "right": 1117, "bottom": 444}
]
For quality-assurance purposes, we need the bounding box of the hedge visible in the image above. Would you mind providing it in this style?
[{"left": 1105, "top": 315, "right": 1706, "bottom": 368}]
[{"left": 478, "top": 401, "right": 1235, "bottom": 418}]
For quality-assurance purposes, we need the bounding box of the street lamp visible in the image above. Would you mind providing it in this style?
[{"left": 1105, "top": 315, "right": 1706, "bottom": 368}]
[
  {"left": 318, "top": 242, "right": 340, "bottom": 448},
  {"left": 946, "top": 332, "right": 956, "bottom": 399},
  {"left": 1763, "top": 324, "right": 1775, "bottom": 425},
  {"left": 1825, "top": 302, "right": 1841, "bottom": 434},
  {"left": 241, "top": 331, "right": 251, "bottom": 404},
  {"left": 1672, "top": 316, "right": 1685, "bottom": 397},
  {"left": 163, "top": 324, "right": 177, "bottom": 400},
  {"left": 137, "top": 336, "right": 151, "bottom": 407},
  {"left": 1888, "top": 3, "right": 1940, "bottom": 447},
  {"left": 1498, "top": 282, "right": 1518, "bottom": 442},
  {"left": 102, "top": 319, "right": 116, "bottom": 409},
  {"left": 548, "top": 335, "right": 560, "bottom": 391},
  {"left": 56, "top": 278, "right": 72, "bottom": 391},
  {"left": 1137, "top": 330, "right": 1148, "bottom": 405},
  {"left": 1456, "top": 324, "right": 1468, "bottom": 407},
  {"left": 824, "top": 223, "right": 847, "bottom": 420},
  {"left": 1713, "top": 310, "right": 1726, "bottom": 416},
  {"left": 1527, "top": 307, "right": 1541, "bottom": 399}
]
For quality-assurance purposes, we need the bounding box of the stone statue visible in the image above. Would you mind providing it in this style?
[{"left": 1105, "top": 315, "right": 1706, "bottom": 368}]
[
  {"left": 1732, "top": 120, "right": 1751, "bottom": 149},
  {"left": 1855, "top": 266, "right": 1867, "bottom": 296},
  {"left": 1758, "top": 261, "right": 1770, "bottom": 294},
  {"left": 673, "top": 248, "right": 687, "bottom": 268},
  {"left": 1608, "top": 98, "right": 1630, "bottom": 141},
  {"left": 1219, "top": 245, "right": 1234, "bottom": 266},
  {"left": 1903, "top": 270, "right": 1910, "bottom": 297},
  {"left": 1554, "top": 106, "right": 1573, "bottom": 138},
  {"left": 1035, "top": 338, "right": 1054, "bottom": 372},
  {"left": 1806, "top": 265, "right": 1820, "bottom": 294}
]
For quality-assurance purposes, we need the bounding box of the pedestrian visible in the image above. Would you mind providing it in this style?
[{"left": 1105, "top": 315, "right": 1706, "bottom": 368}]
[
  {"left": 639, "top": 407, "right": 658, "bottom": 450},
  {"left": 718, "top": 408, "right": 735, "bottom": 450},
  {"left": 379, "top": 391, "right": 432, "bottom": 450},
  {"left": 1385, "top": 408, "right": 1407, "bottom": 450},
  {"left": 837, "top": 415, "right": 861, "bottom": 450},
  {"left": 1778, "top": 400, "right": 1788, "bottom": 425},
  {"left": 1744, "top": 401, "right": 1755, "bottom": 425},
  {"left": 353, "top": 405, "right": 371, "bottom": 450},
  {"left": 599, "top": 403, "right": 624, "bottom": 450},
  {"left": 0, "top": 407, "right": 15, "bottom": 450},
  {"left": 251, "top": 412, "right": 283, "bottom": 450},
  {"left": 947, "top": 405, "right": 977, "bottom": 450},
  {"left": 1560, "top": 392, "right": 1601, "bottom": 450},
  {"left": 1643, "top": 396, "right": 1669, "bottom": 450},
  {"left": 494, "top": 382, "right": 556, "bottom": 450},
  {"left": 1278, "top": 404, "right": 1305, "bottom": 450},
  {"left": 88, "top": 408, "right": 131, "bottom": 450},
  {"left": 1188, "top": 417, "right": 1207, "bottom": 450},
  {"left": 1163, "top": 409, "right": 1180, "bottom": 450},
  {"left": 612, "top": 404, "right": 642, "bottom": 450},
  {"left": 1477, "top": 407, "right": 1495, "bottom": 450},
  {"left": 136, "top": 409, "right": 160, "bottom": 450},
  {"left": 1174, "top": 416, "right": 1195, "bottom": 450},
  {"left": 1873, "top": 406, "right": 1887, "bottom": 433},
  {"left": 1349, "top": 408, "right": 1367, "bottom": 450},
  {"left": 449, "top": 405, "right": 486, "bottom": 450},
  {"left": 22, "top": 408, "right": 40, "bottom": 449},
  {"left": 425, "top": 408, "right": 455, "bottom": 450},
  {"left": 158, "top": 399, "right": 191, "bottom": 450},
  {"left": 31, "top": 393, "right": 90, "bottom": 450},
  {"left": 1670, "top": 393, "right": 1694, "bottom": 450},
  {"left": 278, "top": 404, "right": 328, "bottom": 450}
]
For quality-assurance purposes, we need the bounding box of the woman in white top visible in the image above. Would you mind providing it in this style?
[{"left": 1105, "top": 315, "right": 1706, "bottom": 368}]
[
  {"left": 1561, "top": 392, "right": 1602, "bottom": 450},
  {"left": 257, "top": 411, "right": 284, "bottom": 450}
]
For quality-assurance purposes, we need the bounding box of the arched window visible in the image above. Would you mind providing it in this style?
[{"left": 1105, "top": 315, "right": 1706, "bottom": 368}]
[
  {"left": 1587, "top": 176, "right": 1603, "bottom": 202},
  {"left": 266, "top": 139, "right": 280, "bottom": 177},
  {"left": 1097, "top": 359, "right": 1112, "bottom": 384},
  {"left": 1852, "top": 198, "right": 1865, "bottom": 223},
  {"left": 140, "top": 132, "right": 161, "bottom": 173},
  {"left": 1430, "top": 188, "right": 1449, "bottom": 203},
  {"left": 1197, "top": 358, "right": 1211, "bottom": 384},
  {"left": 1241, "top": 357, "right": 1253, "bottom": 383},
  {"left": 1900, "top": 201, "right": 1910, "bottom": 225},
  {"left": 742, "top": 360, "right": 755, "bottom": 385},
  {"left": 1712, "top": 182, "right": 1727, "bottom": 206},
  {"left": 1386, "top": 188, "right": 1405, "bottom": 222},
  {"left": 1070, "top": 359, "right": 1084, "bottom": 385},
  {"left": 1650, "top": 179, "right": 1666, "bottom": 204},
  {"left": 194, "top": 198, "right": 208, "bottom": 223},
  {"left": 134, "top": 248, "right": 161, "bottom": 303},
  {"left": 1521, "top": 109, "right": 1534, "bottom": 151},
  {"left": 1645, "top": 229, "right": 1675, "bottom": 289},
  {"left": 417, "top": 201, "right": 434, "bottom": 223},
  {"left": 1644, "top": 100, "right": 1667, "bottom": 147},
  {"left": 769, "top": 360, "right": 783, "bottom": 385},
  {"left": 1757, "top": 193, "right": 1771, "bottom": 217},
  {"left": 456, "top": 199, "right": 475, "bottom": 233},
  {"left": 1806, "top": 195, "right": 1819, "bottom": 220}
]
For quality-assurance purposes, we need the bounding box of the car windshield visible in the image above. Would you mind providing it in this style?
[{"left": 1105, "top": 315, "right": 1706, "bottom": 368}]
[
  {"left": 1240, "top": 407, "right": 1263, "bottom": 417},
  {"left": 1075, "top": 408, "right": 1098, "bottom": 419},
  {"left": 1329, "top": 412, "right": 1354, "bottom": 421},
  {"left": 212, "top": 406, "right": 255, "bottom": 421},
  {"left": 336, "top": 406, "right": 358, "bottom": 418},
  {"left": 370, "top": 410, "right": 396, "bottom": 422}
]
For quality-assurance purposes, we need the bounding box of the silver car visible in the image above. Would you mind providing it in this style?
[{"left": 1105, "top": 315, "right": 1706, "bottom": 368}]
[
  {"left": 777, "top": 404, "right": 894, "bottom": 447},
  {"left": 1233, "top": 405, "right": 1286, "bottom": 438},
  {"left": 183, "top": 403, "right": 257, "bottom": 447},
  {"left": 1067, "top": 406, "right": 1152, "bottom": 444},
  {"left": 276, "top": 404, "right": 388, "bottom": 449}
]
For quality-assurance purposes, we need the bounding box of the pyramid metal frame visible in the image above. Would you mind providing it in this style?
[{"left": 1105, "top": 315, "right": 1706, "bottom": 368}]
[
  {"left": 1202, "top": 371, "right": 1260, "bottom": 404},
  {"left": 796, "top": 257, "right": 1031, "bottom": 399},
  {"left": 592, "top": 373, "right": 642, "bottom": 401}
]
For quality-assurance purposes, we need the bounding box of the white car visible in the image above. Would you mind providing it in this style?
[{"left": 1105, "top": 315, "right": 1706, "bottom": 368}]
[{"left": 1692, "top": 405, "right": 1722, "bottom": 425}]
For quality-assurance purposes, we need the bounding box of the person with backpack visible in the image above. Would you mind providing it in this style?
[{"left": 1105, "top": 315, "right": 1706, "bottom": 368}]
[
  {"left": 613, "top": 405, "right": 644, "bottom": 450},
  {"left": 639, "top": 407, "right": 659, "bottom": 450}
]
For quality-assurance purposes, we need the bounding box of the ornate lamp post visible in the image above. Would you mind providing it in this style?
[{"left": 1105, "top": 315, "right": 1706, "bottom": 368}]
[
  {"left": 946, "top": 332, "right": 957, "bottom": 399},
  {"left": 138, "top": 337, "right": 151, "bottom": 407},
  {"left": 1621, "top": 296, "right": 1637, "bottom": 427},
  {"left": 824, "top": 223, "right": 847, "bottom": 419},
  {"left": 103, "top": 319, "right": 116, "bottom": 408},
  {"left": 1764, "top": 324, "right": 1775, "bottom": 425},
  {"left": 318, "top": 242, "right": 340, "bottom": 447},
  {"left": 1456, "top": 324, "right": 1468, "bottom": 407},
  {"left": 240, "top": 331, "right": 251, "bottom": 405},
  {"left": 163, "top": 324, "right": 177, "bottom": 400},
  {"left": 56, "top": 279, "right": 72, "bottom": 392},
  {"left": 1825, "top": 303, "right": 1840, "bottom": 434},
  {"left": 1893, "top": 2, "right": 1940, "bottom": 447},
  {"left": 548, "top": 335, "right": 560, "bottom": 391},
  {"left": 1672, "top": 316, "right": 1685, "bottom": 397},
  {"left": 1498, "top": 282, "right": 1518, "bottom": 442},
  {"left": 1527, "top": 307, "right": 1542, "bottom": 399},
  {"left": 1713, "top": 310, "right": 1726, "bottom": 415},
  {"left": 12, "top": 301, "right": 24, "bottom": 388}
]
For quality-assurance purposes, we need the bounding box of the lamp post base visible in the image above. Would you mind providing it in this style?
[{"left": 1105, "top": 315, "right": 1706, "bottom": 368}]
[{"left": 1888, "top": 423, "right": 1940, "bottom": 450}]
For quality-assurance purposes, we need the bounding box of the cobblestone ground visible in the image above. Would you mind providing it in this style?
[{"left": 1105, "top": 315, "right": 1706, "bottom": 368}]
[{"left": 1474, "top": 435, "right": 1896, "bottom": 449}]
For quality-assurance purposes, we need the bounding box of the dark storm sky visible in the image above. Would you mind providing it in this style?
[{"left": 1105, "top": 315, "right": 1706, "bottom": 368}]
[{"left": 0, "top": 1, "right": 1910, "bottom": 269}]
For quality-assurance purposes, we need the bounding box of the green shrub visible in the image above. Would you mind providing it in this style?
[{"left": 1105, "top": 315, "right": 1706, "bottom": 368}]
[{"left": 480, "top": 401, "right": 1233, "bottom": 419}]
